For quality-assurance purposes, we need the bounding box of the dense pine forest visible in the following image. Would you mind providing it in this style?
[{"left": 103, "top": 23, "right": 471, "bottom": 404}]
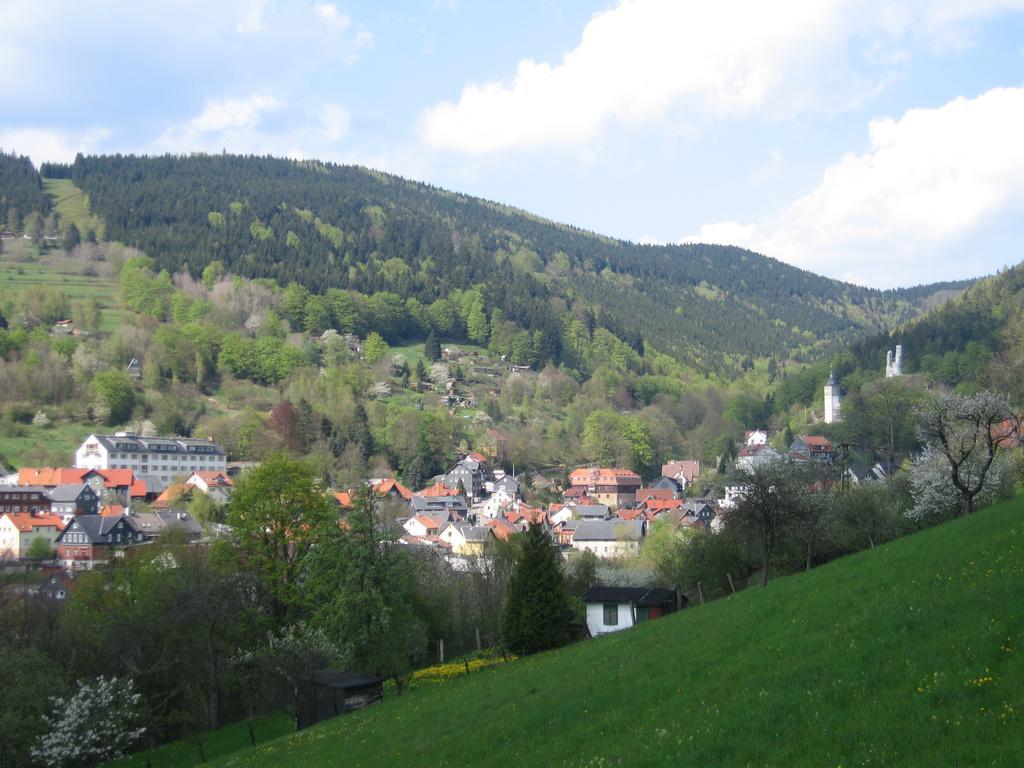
[
  {"left": 28, "top": 154, "right": 969, "bottom": 373},
  {"left": 0, "top": 151, "right": 49, "bottom": 228}
]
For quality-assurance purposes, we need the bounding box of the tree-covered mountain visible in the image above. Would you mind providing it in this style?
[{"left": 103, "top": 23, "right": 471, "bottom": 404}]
[
  {"left": 0, "top": 151, "right": 49, "bottom": 228},
  {"left": 29, "top": 153, "right": 970, "bottom": 373}
]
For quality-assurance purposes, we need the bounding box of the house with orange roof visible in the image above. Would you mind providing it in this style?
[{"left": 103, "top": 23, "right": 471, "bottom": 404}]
[
  {"left": 151, "top": 483, "right": 190, "bottom": 509},
  {"left": 334, "top": 491, "right": 354, "bottom": 510},
  {"left": 661, "top": 460, "right": 701, "bottom": 485},
  {"left": 187, "top": 470, "right": 234, "bottom": 504},
  {"left": 0, "top": 512, "right": 65, "bottom": 559},
  {"left": 17, "top": 467, "right": 146, "bottom": 504},
  {"left": 567, "top": 467, "right": 642, "bottom": 509},
  {"left": 403, "top": 514, "right": 444, "bottom": 538},
  {"left": 371, "top": 478, "right": 413, "bottom": 501},
  {"left": 419, "top": 481, "right": 460, "bottom": 498},
  {"left": 789, "top": 435, "right": 835, "bottom": 465}
]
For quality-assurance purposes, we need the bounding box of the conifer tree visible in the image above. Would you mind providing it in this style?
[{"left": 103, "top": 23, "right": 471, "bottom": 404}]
[
  {"left": 501, "top": 523, "right": 570, "bottom": 655},
  {"left": 424, "top": 329, "right": 441, "bottom": 361}
]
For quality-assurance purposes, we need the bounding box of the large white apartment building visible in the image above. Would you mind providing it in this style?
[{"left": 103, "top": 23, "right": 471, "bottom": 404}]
[{"left": 75, "top": 433, "right": 226, "bottom": 493}]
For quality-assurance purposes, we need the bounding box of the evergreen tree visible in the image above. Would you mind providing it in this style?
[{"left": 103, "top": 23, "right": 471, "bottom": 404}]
[
  {"left": 63, "top": 222, "right": 80, "bottom": 251},
  {"left": 501, "top": 523, "right": 570, "bottom": 655},
  {"left": 424, "top": 329, "right": 441, "bottom": 361}
]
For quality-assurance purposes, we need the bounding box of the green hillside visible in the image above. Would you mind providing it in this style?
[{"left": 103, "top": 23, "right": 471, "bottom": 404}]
[
  {"left": 213, "top": 498, "right": 1023, "bottom": 768},
  {"left": 37, "top": 153, "right": 971, "bottom": 372}
]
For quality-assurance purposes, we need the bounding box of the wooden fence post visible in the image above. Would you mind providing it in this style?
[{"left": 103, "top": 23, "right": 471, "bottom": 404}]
[
  {"left": 464, "top": 658, "right": 470, "bottom": 675},
  {"left": 439, "top": 638, "right": 445, "bottom": 664},
  {"left": 727, "top": 572, "right": 737, "bottom": 594},
  {"left": 697, "top": 581, "right": 705, "bottom": 605}
]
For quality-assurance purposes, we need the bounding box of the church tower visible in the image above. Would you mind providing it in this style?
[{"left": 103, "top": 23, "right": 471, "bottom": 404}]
[{"left": 824, "top": 369, "right": 842, "bottom": 424}]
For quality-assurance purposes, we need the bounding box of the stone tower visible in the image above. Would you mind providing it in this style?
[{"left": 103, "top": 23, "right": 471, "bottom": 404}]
[
  {"left": 885, "top": 345, "right": 903, "bottom": 378},
  {"left": 824, "top": 369, "right": 842, "bottom": 424}
]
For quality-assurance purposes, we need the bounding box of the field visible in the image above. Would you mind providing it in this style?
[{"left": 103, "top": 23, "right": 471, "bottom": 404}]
[
  {"left": 104, "top": 713, "right": 294, "bottom": 768},
  {"left": 0, "top": 241, "right": 123, "bottom": 333},
  {"left": 201, "top": 496, "right": 1023, "bottom": 768},
  {"left": 43, "top": 177, "right": 106, "bottom": 239}
]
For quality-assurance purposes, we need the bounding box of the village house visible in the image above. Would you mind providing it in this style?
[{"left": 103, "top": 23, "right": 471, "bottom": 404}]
[
  {"left": 409, "top": 494, "right": 469, "bottom": 519},
  {"left": 55, "top": 514, "right": 146, "bottom": 569},
  {"left": 125, "top": 510, "right": 203, "bottom": 542},
  {"left": 403, "top": 514, "right": 444, "bottom": 538},
  {"left": 0, "top": 512, "right": 65, "bottom": 559},
  {"left": 438, "top": 522, "right": 495, "bottom": 556},
  {"left": 580, "top": 586, "right": 679, "bottom": 636},
  {"left": 370, "top": 478, "right": 414, "bottom": 501},
  {"left": 567, "top": 468, "right": 642, "bottom": 510},
  {"left": 186, "top": 470, "right": 235, "bottom": 504},
  {"left": 661, "top": 459, "right": 700, "bottom": 486},
  {"left": 571, "top": 519, "right": 645, "bottom": 559},
  {"left": 16, "top": 467, "right": 147, "bottom": 505},
  {"left": 442, "top": 453, "right": 490, "bottom": 500},
  {"left": 789, "top": 435, "right": 835, "bottom": 465},
  {"left": 0, "top": 486, "right": 52, "bottom": 515},
  {"left": 75, "top": 432, "right": 226, "bottom": 494},
  {"left": 736, "top": 444, "right": 782, "bottom": 471},
  {"left": 46, "top": 484, "right": 100, "bottom": 519},
  {"left": 568, "top": 503, "right": 612, "bottom": 521}
]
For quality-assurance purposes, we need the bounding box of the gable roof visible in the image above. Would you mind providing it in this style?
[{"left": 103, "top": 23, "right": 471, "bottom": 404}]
[
  {"left": 58, "top": 514, "right": 129, "bottom": 544},
  {"left": 16, "top": 467, "right": 145, "bottom": 496},
  {"left": 371, "top": 478, "right": 413, "bottom": 500},
  {"left": 581, "top": 586, "right": 676, "bottom": 606},
  {"left": 152, "top": 483, "right": 190, "bottom": 509},
  {"left": 191, "top": 470, "right": 234, "bottom": 487},
  {"left": 568, "top": 467, "right": 642, "bottom": 487},
  {"left": 46, "top": 484, "right": 93, "bottom": 502},
  {"left": 419, "top": 481, "right": 460, "bottom": 497},
  {"left": 572, "top": 519, "right": 644, "bottom": 542},
  {"left": 661, "top": 460, "right": 700, "bottom": 482},
  {"left": 1, "top": 512, "right": 65, "bottom": 532},
  {"left": 797, "top": 435, "right": 833, "bottom": 450}
]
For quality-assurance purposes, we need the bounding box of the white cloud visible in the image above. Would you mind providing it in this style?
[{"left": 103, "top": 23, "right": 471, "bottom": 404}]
[
  {"left": 319, "top": 103, "right": 351, "bottom": 141},
  {"left": 0, "top": 128, "right": 110, "bottom": 166},
  {"left": 687, "top": 86, "right": 1024, "bottom": 287},
  {"left": 420, "top": 0, "right": 1024, "bottom": 155},
  {"left": 236, "top": 0, "right": 269, "bottom": 35},
  {"left": 153, "top": 94, "right": 282, "bottom": 152}
]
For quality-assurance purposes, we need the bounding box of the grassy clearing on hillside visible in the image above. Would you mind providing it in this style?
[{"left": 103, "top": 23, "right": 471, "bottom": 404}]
[
  {"left": 43, "top": 177, "right": 105, "bottom": 238},
  {"left": 105, "top": 712, "right": 293, "bottom": 768},
  {"left": 0, "top": 421, "right": 88, "bottom": 470},
  {"left": 0, "top": 243, "right": 122, "bottom": 333},
  {"left": 213, "top": 497, "right": 1023, "bottom": 768}
]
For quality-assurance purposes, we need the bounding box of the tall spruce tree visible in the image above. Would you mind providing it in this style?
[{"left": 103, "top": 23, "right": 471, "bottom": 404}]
[
  {"left": 424, "top": 329, "right": 441, "bottom": 361},
  {"left": 501, "top": 522, "right": 570, "bottom": 655}
]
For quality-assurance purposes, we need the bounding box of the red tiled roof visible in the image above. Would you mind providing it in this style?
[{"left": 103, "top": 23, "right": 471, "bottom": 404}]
[
  {"left": 799, "top": 435, "right": 833, "bottom": 449},
  {"left": 636, "top": 488, "right": 675, "bottom": 502},
  {"left": 641, "top": 499, "right": 685, "bottom": 512},
  {"left": 100, "top": 504, "right": 125, "bottom": 517},
  {"left": 18, "top": 467, "right": 142, "bottom": 493},
  {"left": 334, "top": 491, "right": 353, "bottom": 508},
  {"left": 661, "top": 460, "right": 700, "bottom": 482},
  {"left": 411, "top": 515, "right": 441, "bottom": 531},
  {"left": 616, "top": 508, "right": 646, "bottom": 521},
  {"left": 152, "top": 483, "right": 189, "bottom": 508},
  {"left": 419, "top": 481, "right": 460, "bottom": 497},
  {"left": 372, "top": 478, "right": 413, "bottom": 500},
  {"left": 568, "top": 467, "right": 642, "bottom": 486},
  {"left": 482, "top": 518, "right": 516, "bottom": 540},
  {"left": 192, "top": 470, "right": 233, "bottom": 487},
  {"left": 1, "top": 512, "right": 65, "bottom": 532}
]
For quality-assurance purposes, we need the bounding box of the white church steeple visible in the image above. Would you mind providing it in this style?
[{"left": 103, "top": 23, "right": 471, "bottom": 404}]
[{"left": 824, "top": 369, "right": 842, "bottom": 424}]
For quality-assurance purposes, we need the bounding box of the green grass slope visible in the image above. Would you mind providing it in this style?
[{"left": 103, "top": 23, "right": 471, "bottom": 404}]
[
  {"left": 215, "top": 497, "right": 1023, "bottom": 768},
  {"left": 43, "top": 177, "right": 105, "bottom": 238}
]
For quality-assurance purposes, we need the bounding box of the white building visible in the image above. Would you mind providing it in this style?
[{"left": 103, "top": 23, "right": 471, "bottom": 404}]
[
  {"left": 580, "top": 586, "right": 678, "bottom": 636},
  {"left": 0, "top": 512, "right": 65, "bottom": 559},
  {"left": 571, "top": 519, "right": 644, "bottom": 559},
  {"left": 824, "top": 370, "right": 842, "bottom": 424},
  {"left": 75, "top": 433, "right": 226, "bottom": 493},
  {"left": 885, "top": 345, "right": 903, "bottom": 378}
]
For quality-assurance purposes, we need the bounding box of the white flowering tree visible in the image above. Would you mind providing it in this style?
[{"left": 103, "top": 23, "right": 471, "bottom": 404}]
[
  {"left": 909, "top": 446, "right": 1011, "bottom": 522},
  {"left": 32, "top": 676, "right": 146, "bottom": 768},
  {"left": 914, "top": 391, "right": 1016, "bottom": 517}
]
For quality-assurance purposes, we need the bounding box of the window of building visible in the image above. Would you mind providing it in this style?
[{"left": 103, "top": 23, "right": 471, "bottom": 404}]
[{"left": 603, "top": 603, "right": 619, "bottom": 626}]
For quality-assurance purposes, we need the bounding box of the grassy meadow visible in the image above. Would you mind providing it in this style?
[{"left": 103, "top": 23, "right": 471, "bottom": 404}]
[
  {"left": 196, "top": 495, "right": 1024, "bottom": 768},
  {"left": 43, "top": 177, "right": 106, "bottom": 239}
]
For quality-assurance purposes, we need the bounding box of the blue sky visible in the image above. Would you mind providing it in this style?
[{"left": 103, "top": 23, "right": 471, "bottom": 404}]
[{"left": 3, "top": 1, "right": 1024, "bottom": 288}]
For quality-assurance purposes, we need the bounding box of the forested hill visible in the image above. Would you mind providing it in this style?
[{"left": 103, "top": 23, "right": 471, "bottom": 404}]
[
  {"left": 34, "top": 153, "right": 969, "bottom": 370},
  {"left": 0, "top": 151, "right": 49, "bottom": 225}
]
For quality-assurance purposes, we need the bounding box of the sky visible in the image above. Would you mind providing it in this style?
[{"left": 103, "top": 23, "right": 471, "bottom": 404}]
[{"left": 3, "top": 1, "right": 1024, "bottom": 289}]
